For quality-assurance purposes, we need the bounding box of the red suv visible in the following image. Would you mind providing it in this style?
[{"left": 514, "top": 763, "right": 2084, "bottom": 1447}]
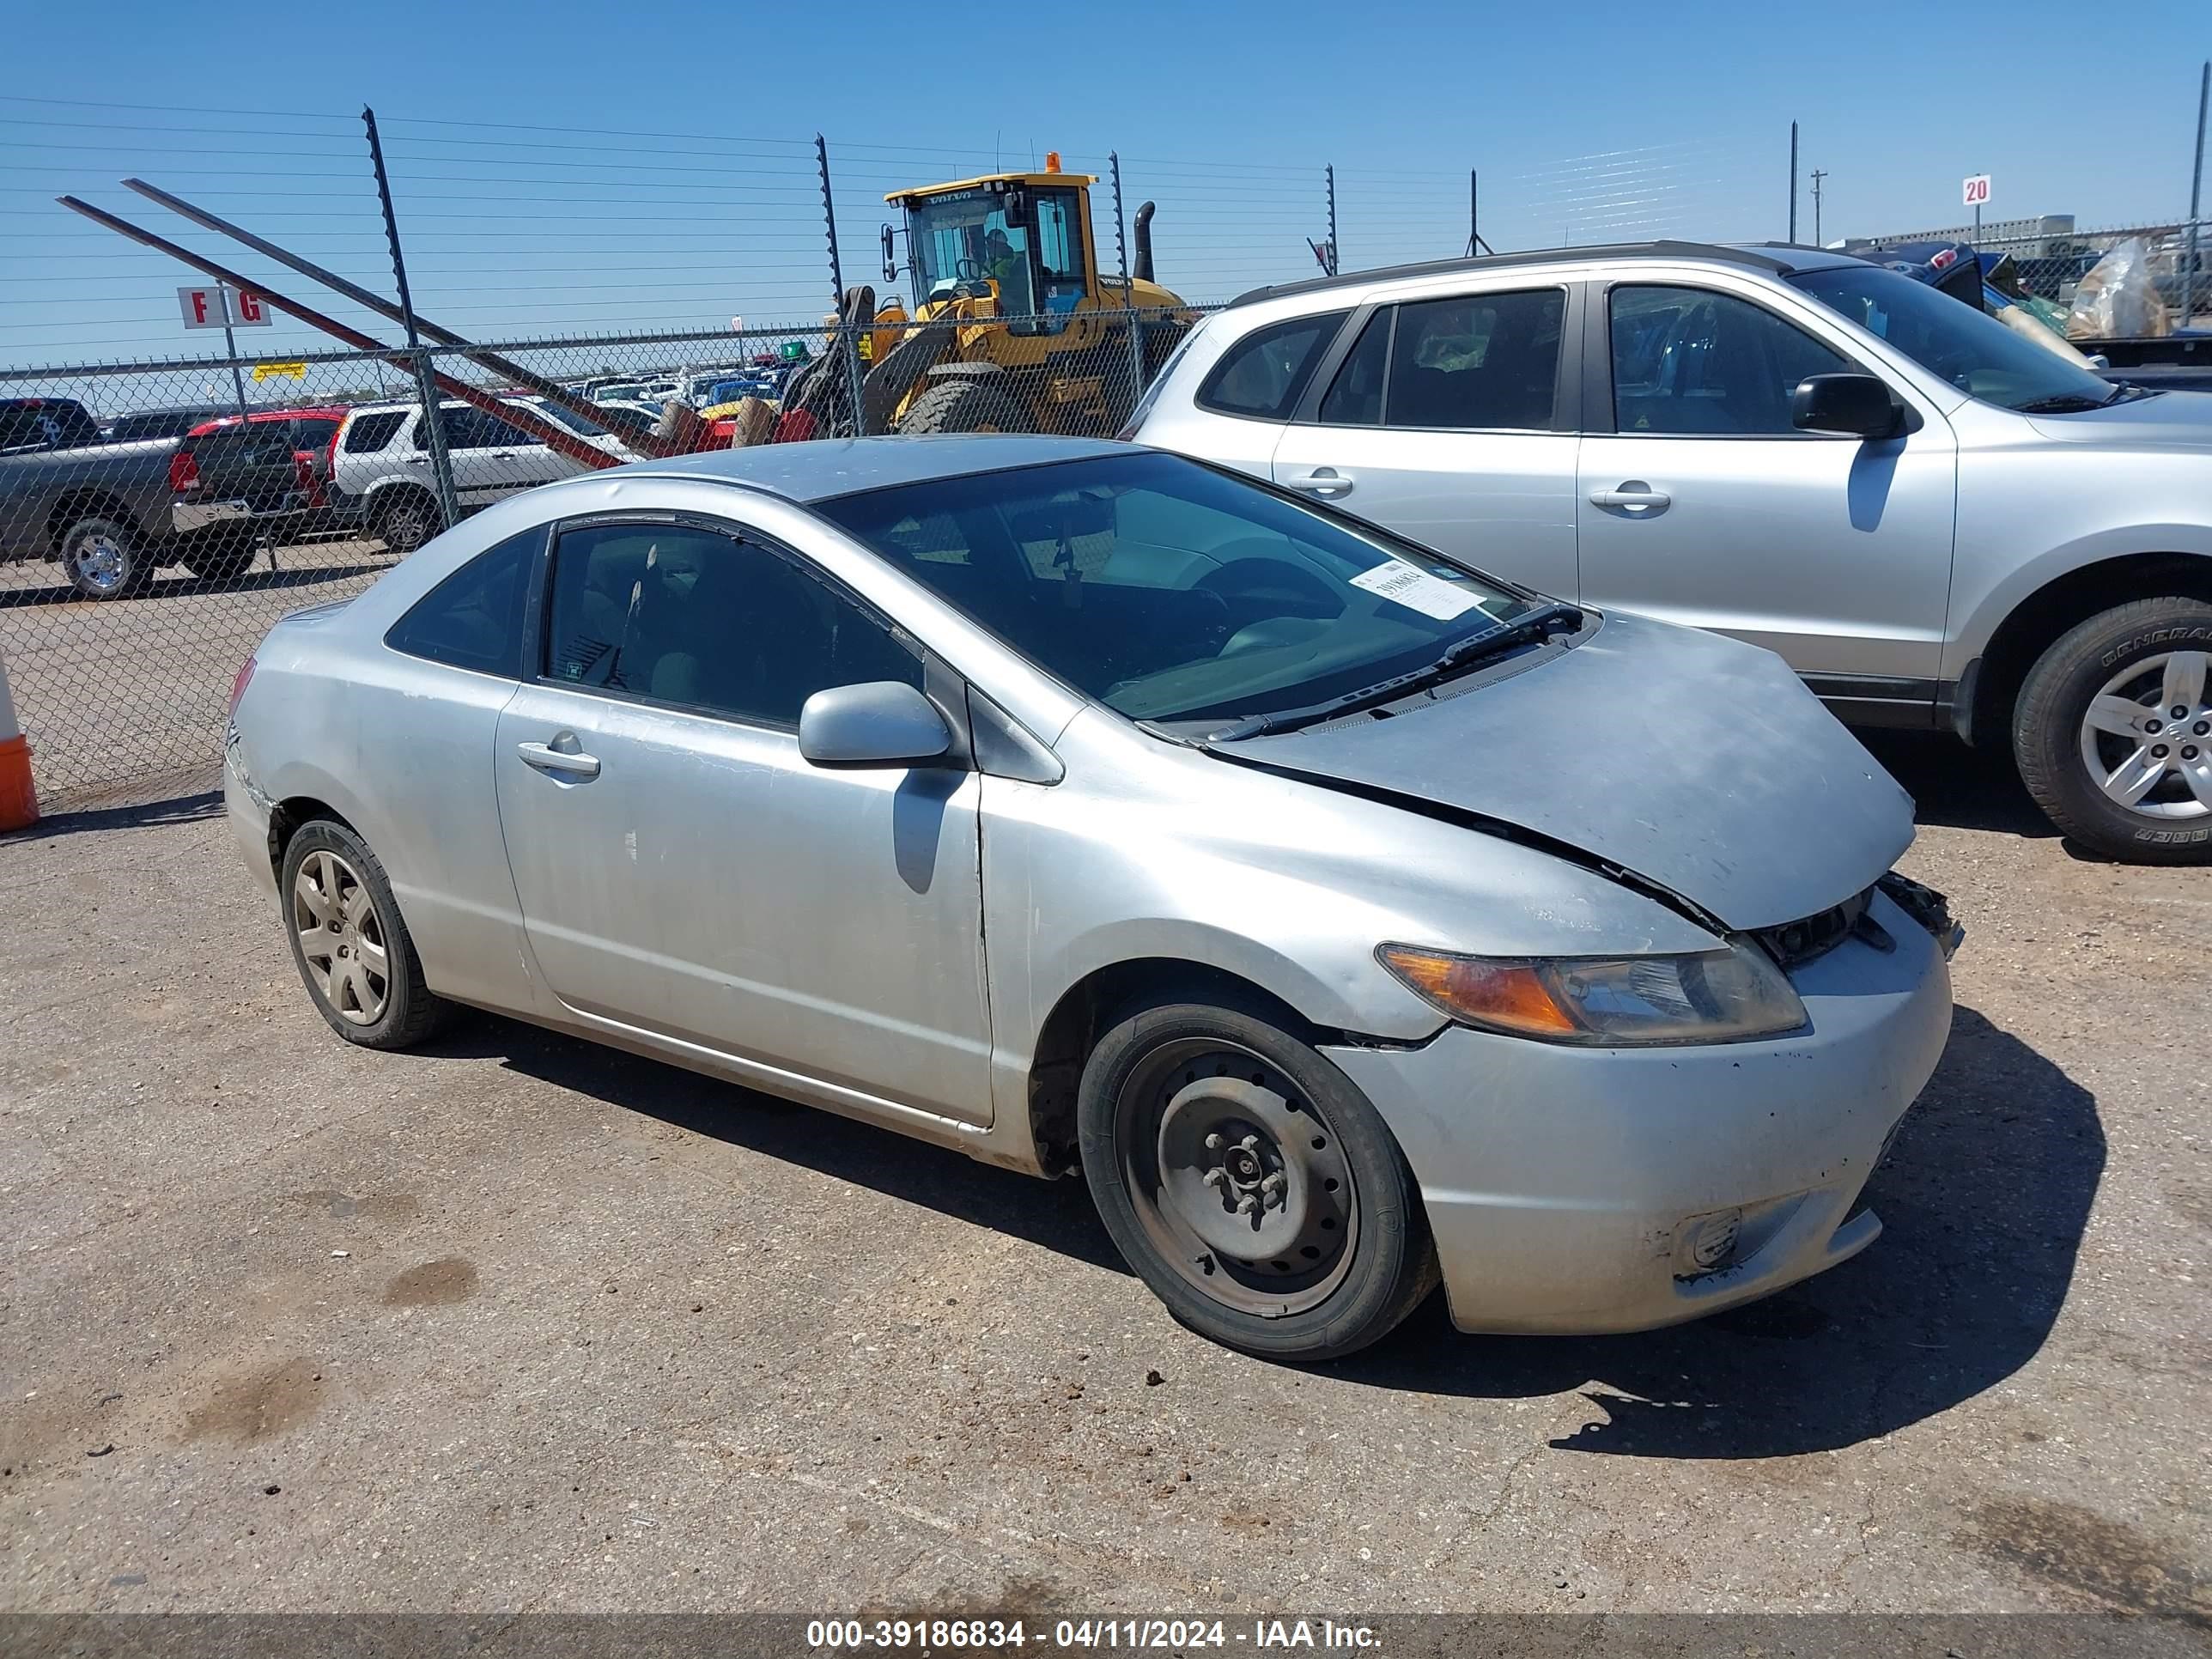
[{"left": 170, "top": 406, "right": 349, "bottom": 578}]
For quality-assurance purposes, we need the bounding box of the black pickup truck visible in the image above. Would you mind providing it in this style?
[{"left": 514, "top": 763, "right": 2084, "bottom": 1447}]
[{"left": 0, "top": 397, "right": 202, "bottom": 599}]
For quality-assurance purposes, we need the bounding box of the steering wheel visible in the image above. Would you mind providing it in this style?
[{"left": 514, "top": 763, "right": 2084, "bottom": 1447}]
[
  {"left": 1194, "top": 555, "right": 1341, "bottom": 618},
  {"left": 955, "top": 258, "right": 981, "bottom": 281}
]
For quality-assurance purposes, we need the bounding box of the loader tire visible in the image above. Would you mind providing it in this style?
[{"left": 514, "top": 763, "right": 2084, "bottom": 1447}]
[{"left": 896, "top": 376, "right": 1030, "bottom": 436}]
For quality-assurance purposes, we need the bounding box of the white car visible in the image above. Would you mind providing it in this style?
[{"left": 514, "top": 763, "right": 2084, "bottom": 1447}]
[{"left": 330, "top": 396, "right": 632, "bottom": 554}]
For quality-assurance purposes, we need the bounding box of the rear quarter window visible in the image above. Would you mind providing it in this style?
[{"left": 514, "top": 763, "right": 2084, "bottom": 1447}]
[
  {"left": 385, "top": 526, "right": 544, "bottom": 677},
  {"left": 343, "top": 410, "right": 407, "bottom": 453},
  {"left": 1195, "top": 312, "right": 1349, "bottom": 421}
]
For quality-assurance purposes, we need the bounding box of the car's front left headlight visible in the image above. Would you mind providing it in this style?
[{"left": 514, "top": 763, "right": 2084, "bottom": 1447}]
[{"left": 1376, "top": 939, "right": 1807, "bottom": 1046}]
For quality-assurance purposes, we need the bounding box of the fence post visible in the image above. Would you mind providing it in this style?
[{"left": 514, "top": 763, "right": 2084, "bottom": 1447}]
[
  {"left": 363, "top": 106, "right": 457, "bottom": 530},
  {"left": 1325, "top": 165, "right": 1340, "bottom": 276},
  {"left": 1788, "top": 122, "right": 1799, "bottom": 243},
  {"left": 1109, "top": 152, "right": 1146, "bottom": 410},
  {"left": 817, "top": 134, "right": 868, "bottom": 436},
  {"left": 2184, "top": 59, "right": 2209, "bottom": 330}
]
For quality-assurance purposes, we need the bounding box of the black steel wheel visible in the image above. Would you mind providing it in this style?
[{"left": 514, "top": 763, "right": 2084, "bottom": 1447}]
[{"left": 1078, "top": 997, "right": 1436, "bottom": 1361}]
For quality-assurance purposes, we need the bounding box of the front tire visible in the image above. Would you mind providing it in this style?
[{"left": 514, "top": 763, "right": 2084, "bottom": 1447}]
[
  {"left": 56, "top": 514, "right": 149, "bottom": 600},
  {"left": 1077, "top": 998, "right": 1437, "bottom": 1362},
  {"left": 279, "top": 820, "right": 455, "bottom": 1049},
  {"left": 896, "top": 375, "right": 1030, "bottom": 435},
  {"left": 2014, "top": 597, "right": 2212, "bottom": 863}
]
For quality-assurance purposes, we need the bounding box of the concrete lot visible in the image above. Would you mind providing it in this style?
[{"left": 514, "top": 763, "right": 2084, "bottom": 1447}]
[{"left": 0, "top": 737, "right": 2206, "bottom": 1622}]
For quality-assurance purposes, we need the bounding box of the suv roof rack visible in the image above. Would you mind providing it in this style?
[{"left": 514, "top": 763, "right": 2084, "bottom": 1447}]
[{"left": 1224, "top": 240, "right": 1790, "bottom": 309}]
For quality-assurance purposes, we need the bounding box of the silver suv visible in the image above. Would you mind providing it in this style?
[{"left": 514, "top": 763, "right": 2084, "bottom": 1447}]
[{"left": 1128, "top": 241, "right": 2212, "bottom": 862}]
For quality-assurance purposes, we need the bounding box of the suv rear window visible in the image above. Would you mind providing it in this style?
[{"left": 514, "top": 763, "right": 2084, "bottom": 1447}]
[
  {"left": 343, "top": 410, "right": 407, "bottom": 453},
  {"left": 1195, "top": 312, "right": 1348, "bottom": 421}
]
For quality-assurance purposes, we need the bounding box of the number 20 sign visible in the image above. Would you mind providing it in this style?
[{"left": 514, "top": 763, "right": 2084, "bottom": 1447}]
[{"left": 1961, "top": 174, "right": 1992, "bottom": 208}]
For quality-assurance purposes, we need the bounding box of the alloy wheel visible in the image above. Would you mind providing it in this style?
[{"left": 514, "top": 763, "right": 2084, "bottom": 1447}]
[
  {"left": 68, "top": 531, "right": 128, "bottom": 595},
  {"left": 291, "top": 848, "right": 391, "bottom": 1025},
  {"left": 2077, "top": 649, "right": 2212, "bottom": 822}
]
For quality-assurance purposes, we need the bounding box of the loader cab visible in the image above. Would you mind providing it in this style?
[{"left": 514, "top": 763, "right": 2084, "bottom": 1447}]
[{"left": 888, "top": 168, "right": 1098, "bottom": 336}]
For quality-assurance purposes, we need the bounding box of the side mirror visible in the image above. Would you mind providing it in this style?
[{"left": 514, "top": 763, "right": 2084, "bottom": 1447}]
[
  {"left": 879, "top": 222, "right": 897, "bottom": 286},
  {"left": 1791, "top": 373, "right": 1905, "bottom": 440},
  {"left": 798, "top": 681, "right": 954, "bottom": 769}
]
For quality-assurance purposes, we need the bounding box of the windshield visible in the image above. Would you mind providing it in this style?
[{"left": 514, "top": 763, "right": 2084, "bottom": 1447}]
[
  {"left": 1789, "top": 264, "right": 2118, "bottom": 412},
  {"left": 517, "top": 398, "right": 608, "bottom": 436},
  {"left": 815, "top": 450, "right": 1534, "bottom": 725},
  {"left": 906, "top": 189, "right": 1036, "bottom": 314}
]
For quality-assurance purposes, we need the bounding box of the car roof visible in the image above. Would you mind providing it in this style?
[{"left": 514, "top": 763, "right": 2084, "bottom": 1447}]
[
  {"left": 1225, "top": 239, "right": 1870, "bottom": 307},
  {"left": 619, "top": 434, "right": 1128, "bottom": 504}
]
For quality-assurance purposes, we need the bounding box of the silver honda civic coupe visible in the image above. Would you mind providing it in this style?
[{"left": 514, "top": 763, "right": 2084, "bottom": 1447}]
[{"left": 224, "top": 434, "right": 1960, "bottom": 1361}]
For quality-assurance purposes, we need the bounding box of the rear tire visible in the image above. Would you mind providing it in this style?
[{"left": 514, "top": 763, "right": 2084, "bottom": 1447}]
[
  {"left": 2013, "top": 596, "right": 2212, "bottom": 864},
  {"left": 177, "top": 530, "right": 257, "bottom": 583},
  {"left": 896, "top": 376, "right": 1030, "bottom": 435},
  {"left": 279, "top": 820, "right": 456, "bottom": 1049},
  {"left": 1077, "top": 996, "right": 1437, "bottom": 1362},
  {"left": 56, "top": 514, "right": 150, "bottom": 600},
  {"left": 370, "top": 488, "right": 442, "bottom": 556}
]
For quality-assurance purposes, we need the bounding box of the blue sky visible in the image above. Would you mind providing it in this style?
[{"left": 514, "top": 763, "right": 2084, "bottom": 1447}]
[{"left": 3, "top": 0, "right": 2206, "bottom": 370}]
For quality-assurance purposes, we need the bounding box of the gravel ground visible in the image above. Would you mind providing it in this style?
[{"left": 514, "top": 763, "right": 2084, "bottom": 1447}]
[{"left": 0, "top": 733, "right": 2205, "bottom": 1624}]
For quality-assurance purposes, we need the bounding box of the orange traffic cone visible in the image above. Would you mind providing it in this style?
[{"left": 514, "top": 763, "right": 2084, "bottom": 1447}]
[{"left": 0, "top": 649, "right": 39, "bottom": 833}]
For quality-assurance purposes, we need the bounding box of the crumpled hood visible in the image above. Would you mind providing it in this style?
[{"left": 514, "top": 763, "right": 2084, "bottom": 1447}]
[
  {"left": 2027, "top": 388, "right": 2212, "bottom": 448},
  {"left": 1221, "top": 612, "right": 1915, "bottom": 932}
]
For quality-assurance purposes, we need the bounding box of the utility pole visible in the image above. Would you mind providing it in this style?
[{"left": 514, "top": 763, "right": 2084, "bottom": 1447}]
[{"left": 1809, "top": 168, "right": 1828, "bottom": 246}]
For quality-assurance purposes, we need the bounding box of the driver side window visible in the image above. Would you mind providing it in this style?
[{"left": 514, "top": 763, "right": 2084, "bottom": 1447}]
[{"left": 1609, "top": 286, "right": 1850, "bottom": 436}]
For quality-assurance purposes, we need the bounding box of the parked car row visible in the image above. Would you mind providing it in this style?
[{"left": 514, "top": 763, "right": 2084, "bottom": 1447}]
[{"left": 0, "top": 391, "right": 639, "bottom": 596}]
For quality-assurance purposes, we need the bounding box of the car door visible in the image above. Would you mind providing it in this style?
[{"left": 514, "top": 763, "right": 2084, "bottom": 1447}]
[
  {"left": 1267, "top": 287, "right": 1582, "bottom": 599},
  {"left": 492, "top": 514, "right": 995, "bottom": 1125},
  {"left": 425, "top": 404, "right": 511, "bottom": 507},
  {"left": 1574, "top": 279, "right": 1957, "bottom": 708}
]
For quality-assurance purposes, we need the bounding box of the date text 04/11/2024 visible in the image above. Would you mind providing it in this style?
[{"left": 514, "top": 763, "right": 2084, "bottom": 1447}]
[{"left": 803, "top": 1620, "right": 1383, "bottom": 1650}]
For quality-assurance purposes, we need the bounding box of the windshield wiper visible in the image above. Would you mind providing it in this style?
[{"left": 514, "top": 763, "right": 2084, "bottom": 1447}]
[
  {"left": 1207, "top": 601, "right": 1583, "bottom": 742},
  {"left": 2013, "top": 392, "right": 2113, "bottom": 414}
]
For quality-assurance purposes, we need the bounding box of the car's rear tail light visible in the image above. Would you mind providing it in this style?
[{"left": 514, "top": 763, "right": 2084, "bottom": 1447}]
[
  {"left": 228, "top": 657, "right": 256, "bottom": 720},
  {"left": 169, "top": 447, "right": 198, "bottom": 494}
]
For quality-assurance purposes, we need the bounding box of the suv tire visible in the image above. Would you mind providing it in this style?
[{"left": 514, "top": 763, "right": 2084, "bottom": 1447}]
[
  {"left": 2014, "top": 596, "right": 2212, "bottom": 863},
  {"left": 371, "top": 488, "right": 443, "bottom": 556}
]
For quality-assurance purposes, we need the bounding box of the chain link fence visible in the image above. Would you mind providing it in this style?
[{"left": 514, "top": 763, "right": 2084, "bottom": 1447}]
[
  {"left": 0, "top": 307, "right": 1196, "bottom": 811},
  {"left": 1848, "top": 216, "right": 2207, "bottom": 327}
]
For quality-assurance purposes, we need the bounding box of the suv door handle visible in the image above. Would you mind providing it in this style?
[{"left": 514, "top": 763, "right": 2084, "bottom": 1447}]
[
  {"left": 516, "top": 738, "right": 601, "bottom": 779},
  {"left": 1589, "top": 483, "right": 1671, "bottom": 512},
  {"left": 1285, "top": 467, "right": 1354, "bottom": 497}
]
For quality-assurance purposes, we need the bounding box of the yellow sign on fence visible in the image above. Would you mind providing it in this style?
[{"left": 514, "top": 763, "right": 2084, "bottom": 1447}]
[{"left": 252, "top": 362, "right": 307, "bottom": 381}]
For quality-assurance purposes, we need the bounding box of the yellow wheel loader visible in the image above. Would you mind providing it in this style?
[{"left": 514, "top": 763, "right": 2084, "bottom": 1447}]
[{"left": 779, "top": 156, "right": 1191, "bottom": 441}]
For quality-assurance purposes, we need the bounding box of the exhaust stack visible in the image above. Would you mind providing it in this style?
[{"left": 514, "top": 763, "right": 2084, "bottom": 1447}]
[{"left": 1133, "top": 202, "right": 1156, "bottom": 284}]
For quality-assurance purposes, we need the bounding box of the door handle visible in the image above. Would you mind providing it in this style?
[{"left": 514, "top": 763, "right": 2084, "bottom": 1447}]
[
  {"left": 1589, "top": 482, "right": 1672, "bottom": 512},
  {"left": 516, "top": 738, "right": 601, "bottom": 779},
  {"left": 1285, "top": 467, "right": 1355, "bottom": 497}
]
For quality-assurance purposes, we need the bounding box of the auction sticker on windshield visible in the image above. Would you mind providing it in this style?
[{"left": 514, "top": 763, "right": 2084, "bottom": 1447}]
[{"left": 1349, "top": 561, "right": 1483, "bottom": 621}]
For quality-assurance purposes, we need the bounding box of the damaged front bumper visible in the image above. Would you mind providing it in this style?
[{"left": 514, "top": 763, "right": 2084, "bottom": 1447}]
[{"left": 1322, "top": 881, "right": 1957, "bottom": 1336}]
